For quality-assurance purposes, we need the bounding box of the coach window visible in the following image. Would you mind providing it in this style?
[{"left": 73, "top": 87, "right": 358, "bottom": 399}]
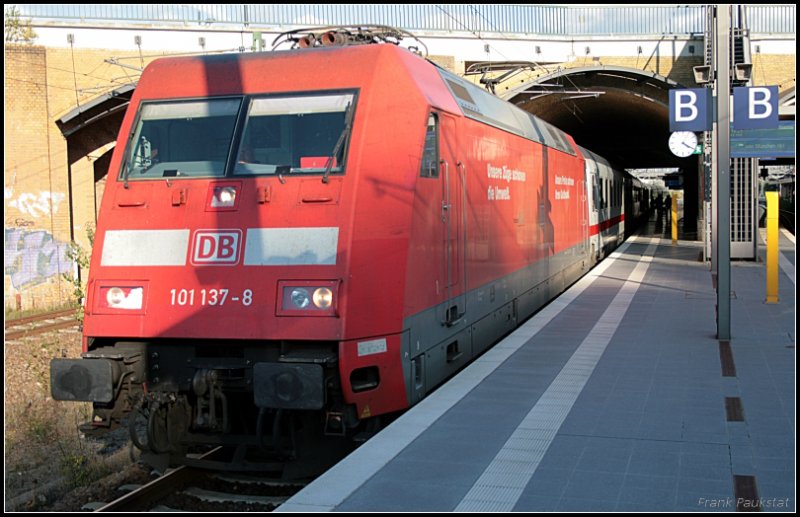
[
  {"left": 602, "top": 178, "right": 607, "bottom": 209},
  {"left": 611, "top": 177, "right": 617, "bottom": 208},
  {"left": 612, "top": 179, "right": 616, "bottom": 207},
  {"left": 592, "top": 176, "right": 601, "bottom": 210},
  {"left": 420, "top": 113, "right": 439, "bottom": 178}
]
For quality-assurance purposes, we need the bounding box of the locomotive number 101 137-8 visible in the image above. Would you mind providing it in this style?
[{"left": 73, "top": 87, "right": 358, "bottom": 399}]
[{"left": 169, "top": 288, "right": 253, "bottom": 307}]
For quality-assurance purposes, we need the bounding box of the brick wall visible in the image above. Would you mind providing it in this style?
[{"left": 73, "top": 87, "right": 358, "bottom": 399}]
[
  {"left": 750, "top": 54, "right": 796, "bottom": 93},
  {"left": 4, "top": 44, "right": 162, "bottom": 312},
  {"left": 4, "top": 45, "right": 71, "bottom": 311}
]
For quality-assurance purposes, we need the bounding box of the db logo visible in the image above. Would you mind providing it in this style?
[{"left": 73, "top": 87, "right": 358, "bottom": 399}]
[{"left": 191, "top": 230, "right": 241, "bottom": 265}]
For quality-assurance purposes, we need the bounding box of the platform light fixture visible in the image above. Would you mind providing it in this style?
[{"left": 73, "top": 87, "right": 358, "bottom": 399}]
[
  {"left": 734, "top": 63, "right": 752, "bottom": 82},
  {"left": 693, "top": 65, "right": 712, "bottom": 84}
]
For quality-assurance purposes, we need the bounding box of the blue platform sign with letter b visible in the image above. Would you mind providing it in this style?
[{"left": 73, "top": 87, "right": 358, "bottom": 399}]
[
  {"left": 669, "top": 88, "right": 712, "bottom": 132},
  {"left": 733, "top": 86, "right": 778, "bottom": 130}
]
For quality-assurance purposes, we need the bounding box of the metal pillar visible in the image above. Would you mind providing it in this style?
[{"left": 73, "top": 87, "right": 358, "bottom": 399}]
[
  {"left": 707, "top": 4, "right": 718, "bottom": 274},
  {"left": 716, "top": 4, "right": 732, "bottom": 340}
]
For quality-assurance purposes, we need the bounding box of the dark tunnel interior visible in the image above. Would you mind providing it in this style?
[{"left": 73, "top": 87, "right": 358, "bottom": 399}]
[{"left": 504, "top": 66, "right": 702, "bottom": 232}]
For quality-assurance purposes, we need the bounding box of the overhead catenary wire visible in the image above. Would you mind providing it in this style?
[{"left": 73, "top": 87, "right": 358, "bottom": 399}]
[{"left": 436, "top": 4, "right": 588, "bottom": 97}]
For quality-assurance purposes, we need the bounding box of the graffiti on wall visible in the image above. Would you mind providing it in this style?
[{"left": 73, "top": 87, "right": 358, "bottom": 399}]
[
  {"left": 5, "top": 187, "right": 65, "bottom": 219},
  {"left": 4, "top": 228, "right": 72, "bottom": 289}
]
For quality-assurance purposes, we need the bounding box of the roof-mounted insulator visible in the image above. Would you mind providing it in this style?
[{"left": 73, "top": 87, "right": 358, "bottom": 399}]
[
  {"left": 272, "top": 25, "right": 428, "bottom": 58},
  {"left": 297, "top": 34, "right": 316, "bottom": 48},
  {"left": 320, "top": 31, "right": 347, "bottom": 47}
]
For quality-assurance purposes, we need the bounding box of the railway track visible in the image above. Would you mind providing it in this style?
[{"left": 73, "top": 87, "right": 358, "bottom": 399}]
[
  {"left": 778, "top": 209, "right": 795, "bottom": 234},
  {"left": 4, "top": 308, "right": 79, "bottom": 340},
  {"left": 92, "top": 449, "right": 307, "bottom": 512}
]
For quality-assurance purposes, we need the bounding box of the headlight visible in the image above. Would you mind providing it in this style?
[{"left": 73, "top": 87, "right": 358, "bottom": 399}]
[
  {"left": 312, "top": 287, "right": 333, "bottom": 309},
  {"left": 107, "top": 287, "right": 125, "bottom": 306},
  {"left": 99, "top": 286, "right": 144, "bottom": 310},
  {"left": 213, "top": 186, "right": 237, "bottom": 206},
  {"left": 206, "top": 182, "right": 241, "bottom": 210},
  {"left": 278, "top": 281, "right": 339, "bottom": 316},
  {"left": 290, "top": 288, "right": 311, "bottom": 309}
]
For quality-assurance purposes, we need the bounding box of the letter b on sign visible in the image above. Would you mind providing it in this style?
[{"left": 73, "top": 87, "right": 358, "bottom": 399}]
[
  {"left": 669, "top": 88, "right": 712, "bottom": 132},
  {"left": 674, "top": 91, "right": 698, "bottom": 122},
  {"left": 733, "top": 86, "right": 779, "bottom": 129},
  {"left": 192, "top": 230, "right": 241, "bottom": 265}
]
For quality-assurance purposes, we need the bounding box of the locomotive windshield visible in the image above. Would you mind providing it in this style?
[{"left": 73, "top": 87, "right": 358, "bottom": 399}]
[
  {"left": 122, "top": 98, "right": 241, "bottom": 180},
  {"left": 120, "top": 92, "right": 356, "bottom": 181},
  {"left": 233, "top": 93, "right": 354, "bottom": 177}
]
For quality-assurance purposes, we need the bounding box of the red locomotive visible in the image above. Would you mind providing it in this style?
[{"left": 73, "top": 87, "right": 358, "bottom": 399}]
[{"left": 51, "top": 28, "right": 650, "bottom": 464}]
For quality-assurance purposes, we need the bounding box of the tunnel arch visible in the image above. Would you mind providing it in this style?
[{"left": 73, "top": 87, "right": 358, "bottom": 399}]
[
  {"left": 501, "top": 65, "right": 700, "bottom": 233},
  {"left": 501, "top": 65, "right": 692, "bottom": 171}
]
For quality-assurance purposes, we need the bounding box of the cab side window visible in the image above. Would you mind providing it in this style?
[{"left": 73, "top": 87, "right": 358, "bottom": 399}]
[{"left": 420, "top": 113, "right": 439, "bottom": 178}]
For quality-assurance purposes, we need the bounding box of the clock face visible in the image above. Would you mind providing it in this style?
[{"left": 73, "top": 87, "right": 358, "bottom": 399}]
[{"left": 669, "top": 131, "right": 698, "bottom": 158}]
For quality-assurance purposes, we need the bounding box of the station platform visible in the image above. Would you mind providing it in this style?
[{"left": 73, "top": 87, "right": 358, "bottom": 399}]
[{"left": 279, "top": 219, "right": 795, "bottom": 512}]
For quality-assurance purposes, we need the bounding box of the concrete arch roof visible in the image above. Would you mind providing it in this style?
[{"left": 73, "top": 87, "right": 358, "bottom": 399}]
[
  {"left": 56, "top": 83, "right": 135, "bottom": 138},
  {"left": 55, "top": 83, "right": 136, "bottom": 166},
  {"left": 778, "top": 86, "right": 795, "bottom": 117},
  {"left": 779, "top": 86, "right": 795, "bottom": 103}
]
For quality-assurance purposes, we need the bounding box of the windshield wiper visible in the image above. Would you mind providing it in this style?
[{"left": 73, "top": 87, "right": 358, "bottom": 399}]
[
  {"left": 323, "top": 102, "right": 355, "bottom": 184},
  {"left": 124, "top": 136, "right": 155, "bottom": 188},
  {"left": 275, "top": 165, "right": 291, "bottom": 184},
  {"left": 123, "top": 134, "right": 138, "bottom": 189}
]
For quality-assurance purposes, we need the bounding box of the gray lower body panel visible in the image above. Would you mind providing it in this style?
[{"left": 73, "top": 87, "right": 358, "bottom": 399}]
[{"left": 402, "top": 243, "right": 591, "bottom": 405}]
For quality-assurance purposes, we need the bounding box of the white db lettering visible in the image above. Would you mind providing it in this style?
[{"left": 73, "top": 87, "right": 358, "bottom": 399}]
[{"left": 192, "top": 231, "right": 240, "bottom": 265}]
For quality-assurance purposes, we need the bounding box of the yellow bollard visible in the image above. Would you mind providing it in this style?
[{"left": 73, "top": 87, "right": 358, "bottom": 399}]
[
  {"left": 671, "top": 191, "right": 679, "bottom": 245},
  {"left": 765, "top": 191, "right": 779, "bottom": 303}
]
